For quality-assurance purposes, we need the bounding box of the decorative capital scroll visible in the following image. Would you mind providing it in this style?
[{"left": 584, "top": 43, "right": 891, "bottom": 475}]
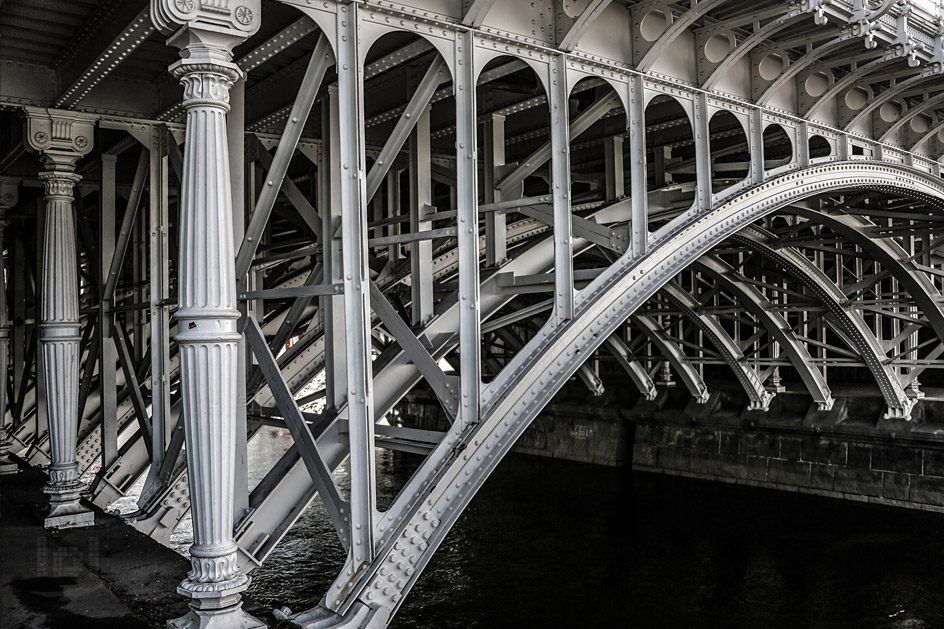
[
  {"left": 151, "top": 0, "right": 261, "bottom": 41},
  {"left": 23, "top": 107, "right": 97, "bottom": 157}
]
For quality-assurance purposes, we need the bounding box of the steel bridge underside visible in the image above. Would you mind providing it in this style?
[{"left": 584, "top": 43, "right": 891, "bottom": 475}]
[{"left": 1, "top": 0, "right": 944, "bottom": 626}]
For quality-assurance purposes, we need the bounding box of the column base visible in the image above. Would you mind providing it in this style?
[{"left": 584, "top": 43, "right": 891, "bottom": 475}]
[
  {"left": 0, "top": 461, "right": 19, "bottom": 475},
  {"left": 44, "top": 500, "right": 95, "bottom": 529},
  {"left": 168, "top": 574, "right": 264, "bottom": 629}
]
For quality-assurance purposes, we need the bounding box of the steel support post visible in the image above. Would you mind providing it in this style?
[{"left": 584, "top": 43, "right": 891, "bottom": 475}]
[
  {"left": 604, "top": 135, "right": 624, "bottom": 201},
  {"left": 549, "top": 54, "right": 574, "bottom": 322},
  {"left": 483, "top": 113, "right": 506, "bottom": 266},
  {"left": 693, "top": 91, "right": 712, "bottom": 212},
  {"left": 145, "top": 124, "right": 173, "bottom": 490},
  {"left": 322, "top": 85, "right": 347, "bottom": 414},
  {"left": 229, "top": 78, "right": 250, "bottom": 523},
  {"left": 0, "top": 179, "right": 18, "bottom": 474},
  {"left": 99, "top": 155, "right": 118, "bottom": 470},
  {"left": 455, "top": 30, "right": 482, "bottom": 426},
  {"left": 152, "top": 2, "right": 264, "bottom": 625},
  {"left": 627, "top": 74, "right": 648, "bottom": 257},
  {"left": 24, "top": 107, "right": 97, "bottom": 529},
  {"left": 337, "top": 1, "right": 378, "bottom": 569},
  {"left": 749, "top": 108, "right": 764, "bottom": 184},
  {"left": 409, "top": 105, "right": 434, "bottom": 325}
]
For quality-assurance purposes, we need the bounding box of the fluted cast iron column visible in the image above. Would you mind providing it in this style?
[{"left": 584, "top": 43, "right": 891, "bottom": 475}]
[
  {"left": 38, "top": 152, "right": 93, "bottom": 528},
  {"left": 164, "top": 35, "right": 264, "bottom": 629}
]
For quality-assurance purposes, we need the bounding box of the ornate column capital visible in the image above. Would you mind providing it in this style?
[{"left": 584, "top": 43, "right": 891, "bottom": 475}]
[
  {"left": 151, "top": 0, "right": 261, "bottom": 40},
  {"left": 23, "top": 107, "right": 96, "bottom": 158}
]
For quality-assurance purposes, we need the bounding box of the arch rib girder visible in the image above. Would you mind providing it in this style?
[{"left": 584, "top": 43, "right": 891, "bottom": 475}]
[
  {"left": 636, "top": 0, "right": 728, "bottom": 73},
  {"left": 657, "top": 281, "right": 774, "bottom": 411},
  {"left": 629, "top": 313, "right": 710, "bottom": 403},
  {"left": 317, "top": 162, "right": 944, "bottom": 626},
  {"left": 601, "top": 335, "right": 658, "bottom": 401},
  {"left": 693, "top": 255, "right": 834, "bottom": 410},
  {"left": 731, "top": 224, "right": 915, "bottom": 419},
  {"left": 790, "top": 207, "right": 944, "bottom": 346}
]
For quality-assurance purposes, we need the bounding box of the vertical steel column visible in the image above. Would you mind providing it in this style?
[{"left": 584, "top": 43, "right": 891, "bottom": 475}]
[
  {"left": 628, "top": 74, "right": 648, "bottom": 257},
  {"left": 99, "top": 155, "right": 118, "bottom": 470},
  {"left": 337, "top": 1, "right": 377, "bottom": 567},
  {"left": 483, "top": 113, "right": 506, "bottom": 266},
  {"left": 148, "top": 125, "right": 172, "bottom": 478},
  {"left": 604, "top": 135, "right": 624, "bottom": 201},
  {"left": 153, "top": 2, "right": 263, "bottom": 624},
  {"left": 229, "top": 78, "right": 250, "bottom": 521},
  {"left": 693, "top": 91, "right": 712, "bottom": 212},
  {"left": 322, "top": 85, "right": 347, "bottom": 414},
  {"left": 385, "top": 169, "right": 401, "bottom": 262},
  {"left": 749, "top": 108, "right": 765, "bottom": 184},
  {"left": 0, "top": 179, "right": 18, "bottom": 474},
  {"left": 549, "top": 54, "right": 574, "bottom": 322},
  {"left": 409, "top": 105, "right": 434, "bottom": 325},
  {"left": 455, "top": 30, "right": 482, "bottom": 426}
]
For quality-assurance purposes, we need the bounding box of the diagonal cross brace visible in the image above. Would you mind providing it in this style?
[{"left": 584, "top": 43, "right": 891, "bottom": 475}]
[
  {"left": 369, "top": 282, "right": 459, "bottom": 420},
  {"left": 235, "top": 33, "right": 332, "bottom": 278},
  {"left": 244, "top": 317, "right": 350, "bottom": 549},
  {"left": 365, "top": 56, "right": 447, "bottom": 202},
  {"left": 496, "top": 91, "right": 620, "bottom": 195}
]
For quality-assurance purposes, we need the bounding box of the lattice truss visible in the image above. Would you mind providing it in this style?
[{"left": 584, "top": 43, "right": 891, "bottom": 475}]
[{"left": 1, "top": 0, "right": 944, "bottom": 626}]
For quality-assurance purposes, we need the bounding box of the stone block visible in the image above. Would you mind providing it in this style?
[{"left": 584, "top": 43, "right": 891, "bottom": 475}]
[
  {"left": 634, "top": 442, "right": 657, "bottom": 467},
  {"left": 666, "top": 427, "right": 695, "bottom": 450},
  {"left": 909, "top": 475, "right": 944, "bottom": 508},
  {"left": 746, "top": 456, "right": 768, "bottom": 482},
  {"left": 767, "top": 459, "right": 811, "bottom": 487},
  {"left": 833, "top": 467, "right": 883, "bottom": 498},
  {"left": 740, "top": 432, "right": 778, "bottom": 458},
  {"left": 692, "top": 430, "right": 718, "bottom": 454},
  {"left": 634, "top": 423, "right": 666, "bottom": 446},
  {"left": 870, "top": 445, "right": 923, "bottom": 475},
  {"left": 718, "top": 431, "right": 740, "bottom": 455},
  {"left": 847, "top": 443, "right": 872, "bottom": 468},
  {"left": 779, "top": 437, "right": 802, "bottom": 461},
  {"left": 657, "top": 447, "right": 691, "bottom": 472},
  {"left": 923, "top": 449, "right": 944, "bottom": 477},
  {"left": 882, "top": 472, "right": 911, "bottom": 502},
  {"left": 801, "top": 438, "right": 847, "bottom": 465},
  {"left": 809, "top": 464, "right": 835, "bottom": 490}
]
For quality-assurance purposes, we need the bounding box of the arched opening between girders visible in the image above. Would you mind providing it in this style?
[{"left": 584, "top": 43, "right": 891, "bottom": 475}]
[
  {"left": 707, "top": 110, "right": 748, "bottom": 194},
  {"left": 644, "top": 94, "right": 693, "bottom": 227}
]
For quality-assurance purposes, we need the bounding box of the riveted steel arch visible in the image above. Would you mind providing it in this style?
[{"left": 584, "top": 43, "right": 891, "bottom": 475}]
[{"left": 310, "top": 162, "right": 944, "bottom": 625}]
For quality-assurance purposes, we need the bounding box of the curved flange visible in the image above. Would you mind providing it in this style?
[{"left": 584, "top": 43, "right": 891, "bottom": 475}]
[
  {"left": 790, "top": 207, "right": 944, "bottom": 345},
  {"left": 657, "top": 281, "right": 774, "bottom": 411},
  {"left": 629, "top": 313, "right": 710, "bottom": 403},
  {"left": 731, "top": 224, "right": 914, "bottom": 419},
  {"left": 694, "top": 255, "right": 834, "bottom": 410}
]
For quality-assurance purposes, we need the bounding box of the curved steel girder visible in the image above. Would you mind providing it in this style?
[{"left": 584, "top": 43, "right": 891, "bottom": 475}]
[
  {"left": 700, "top": 9, "right": 805, "bottom": 92},
  {"left": 558, "top": 0, "right": 613, "bottom": 52},
  {"left": 910, "top": 115, "right": 944, "bottom": 153},
  {"left": 844, "top": 69, "right": 943, "bottom": 132},
  {"left": 327, "top": 162, "right": 944, "bottom": 625},
  {"left": 804, "top": 53, "right": 897, "bottom": 119},
  {"left": 879, "top": 90, "right": 944, "bottom": 142},
  {"left": 636, "top": 0, "right": 728, "bottom": 73},
  {"left": 694, "top": 255, "right": 834, "bottom": 410},
  {"left": 628, "top": 313, "right": 710, "bottom": 402},
  {"left": 657, "top": 281, "right": 774, "bottom": 411},
  {"left": 756, "top": 34, "right": 853, "bottom": 106},
  {"left": 789, "top": 207, "right": 944, "bottom": 345},
  {"left": 601, "top": 334, "right": 658, "bottom": 401},
  {"left": 731, "top": 224, "right": 915, "bottom": 419}
]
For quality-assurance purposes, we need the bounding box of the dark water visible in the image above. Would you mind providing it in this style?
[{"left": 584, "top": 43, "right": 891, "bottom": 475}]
[{"left": 246, "top": 428, "right": 944, "bottom": 628}]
